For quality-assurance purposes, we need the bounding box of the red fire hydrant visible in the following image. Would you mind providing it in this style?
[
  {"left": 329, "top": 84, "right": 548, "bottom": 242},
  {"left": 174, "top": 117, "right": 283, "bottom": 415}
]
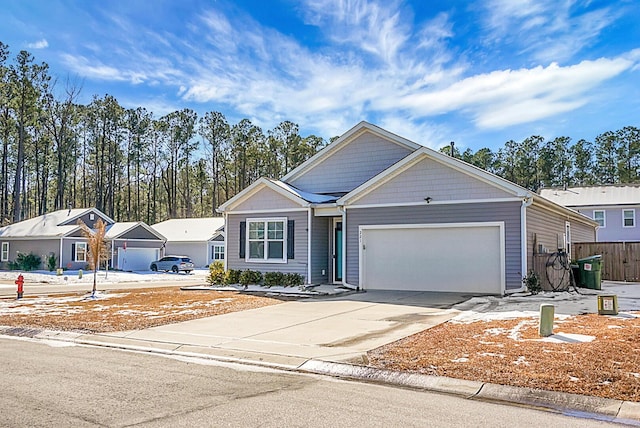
[{"left": 15, "top": 274, "right": 24, "bottom": 299}]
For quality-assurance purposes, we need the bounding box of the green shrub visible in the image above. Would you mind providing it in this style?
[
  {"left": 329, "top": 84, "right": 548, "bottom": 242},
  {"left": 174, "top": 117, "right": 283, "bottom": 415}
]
[
  {"left": 225, "top": 269, "right": 241, "bottom": 285},
  {"left": 523, "top": 270, "right": 542, "bottom": 295},
  {"left": 47, "top": 254, "right": 57, "bottom": 272},
  {"left": 239, "top": 270, "right": 263, "bottom": 286},
  {"left": 283, "top": 273, "right": 304, "bottom": 287},
  {"left": 13, "top": 252, "right": 42, "bottom": 272},
  {"left": 207, "top": 261, "right": 226, "bottom": 285},
  {"left": 263, "top": 271, "right": 285, "bottom": 288}
]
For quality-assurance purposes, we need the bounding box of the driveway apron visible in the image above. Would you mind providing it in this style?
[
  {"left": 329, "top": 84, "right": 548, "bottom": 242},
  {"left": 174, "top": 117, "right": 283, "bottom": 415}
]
[{"left": 92, "top": 291, "right": 466, "bottom": 367}]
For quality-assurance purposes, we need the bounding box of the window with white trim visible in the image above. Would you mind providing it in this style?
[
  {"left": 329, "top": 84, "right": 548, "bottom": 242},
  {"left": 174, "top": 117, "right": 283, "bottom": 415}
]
[
  {"left": 623, "top": 209, "right": 635, "bottom": 227},
  {"left": 75, "top": 242, "right": 87, "bottom": 262},
  {"left": 593, "top": 210, "right": 605, "bottom": 227},
  {"left": 213, "top": 244, "right": 225, "bottom": 260},
  {"left": 247, "top": 218, "right": 286, "bottom": 262},
  {"left": 1, "top": 242, "right": 8, "bottom": 262}
]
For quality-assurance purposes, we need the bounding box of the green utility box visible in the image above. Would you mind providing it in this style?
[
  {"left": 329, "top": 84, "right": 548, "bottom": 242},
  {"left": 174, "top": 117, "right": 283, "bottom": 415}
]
[{"left": 577, "top": 255, "right": 603, "bottom": 290}]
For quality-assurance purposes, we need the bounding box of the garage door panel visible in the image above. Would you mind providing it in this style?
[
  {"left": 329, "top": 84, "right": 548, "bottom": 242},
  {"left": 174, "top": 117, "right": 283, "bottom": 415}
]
[
  {"left": 118, "top": 248, "right": 159, "bottom": 271},
  {"left": 361, "top": 224, "right": 503, "bottom": 294}
]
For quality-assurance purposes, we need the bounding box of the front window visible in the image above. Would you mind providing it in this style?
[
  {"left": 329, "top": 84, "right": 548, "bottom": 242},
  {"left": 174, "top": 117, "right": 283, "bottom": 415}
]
[
  {"left": 623, "top": 209, "right": 635, "bottom": 227},
  {"left": 1, "top": 242, "right": 8, "bottom": 262},
  {"left": 76, "top": 242, "right": 87, "bottom": 262},
  {"left": 593, "top": 211, "right": 605, "bottom": 227},
  {"left": 213, "top": 245, "right": 224, "bottom": 260},
  {"left": 247, "top": 218, "right": 286, "bottom": 262}
]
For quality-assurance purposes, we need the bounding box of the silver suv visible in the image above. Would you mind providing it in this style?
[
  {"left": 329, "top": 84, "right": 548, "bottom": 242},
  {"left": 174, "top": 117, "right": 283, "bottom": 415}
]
[{"left": 150, "top": 256, "right": 194, "bottom": 273}]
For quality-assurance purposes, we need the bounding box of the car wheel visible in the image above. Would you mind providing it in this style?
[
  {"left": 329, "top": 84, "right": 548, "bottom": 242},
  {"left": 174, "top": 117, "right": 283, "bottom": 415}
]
[
  {"left": 172, "top": 266, "right": 178, "bottom": 273},
  {"left": 150, "top": 264, "right": 157, "bottom": 272}
]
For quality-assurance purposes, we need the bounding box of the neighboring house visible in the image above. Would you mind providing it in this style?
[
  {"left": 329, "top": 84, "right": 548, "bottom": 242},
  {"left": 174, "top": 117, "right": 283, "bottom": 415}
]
[
  {"left": 217, "top": 122, "right": 597, "bottom": 295},
  {"left": 151, "top": 217, "right": 225, "bottom": 267},
  {"left": 540, "top": 186, "right": 640, "bottom": 242},
  {"left": 0, "top": 208, "right": 166, "bottom": 271}
]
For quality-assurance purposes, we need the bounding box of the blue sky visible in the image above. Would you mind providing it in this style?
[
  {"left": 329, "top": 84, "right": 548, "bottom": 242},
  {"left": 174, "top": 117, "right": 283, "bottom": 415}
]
[{"left": 2, "top": 0, "right": 639, "bottom": 151}]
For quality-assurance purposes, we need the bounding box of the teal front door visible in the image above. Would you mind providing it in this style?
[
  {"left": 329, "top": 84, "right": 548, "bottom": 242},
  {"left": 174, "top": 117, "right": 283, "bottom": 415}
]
[{"left": 334, "top": 220, "right": 342, "bottom": 282}]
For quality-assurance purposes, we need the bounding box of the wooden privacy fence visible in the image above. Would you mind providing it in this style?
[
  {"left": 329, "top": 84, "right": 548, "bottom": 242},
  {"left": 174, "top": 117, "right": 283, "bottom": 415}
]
[
  {"left": 571, "top": 242, "right": 640, "bottom": 282},
  {"left": 532, "top": 253, "right": 571, "bottom": 291}
]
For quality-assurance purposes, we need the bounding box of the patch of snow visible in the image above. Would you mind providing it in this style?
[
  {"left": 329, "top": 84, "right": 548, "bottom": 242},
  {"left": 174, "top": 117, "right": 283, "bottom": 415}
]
[
  {"left": 478, "top": 352, "right": 505, "bottom": 358},
  {"left": 569, "top": 376, "right": 580, "bottom": 382},
  {"left": 538, "top": 332, "right": 596, "bottom": 343},
  {"left": 607, "top": 325, "right": 623, "bottom": 329},
  {"left": 0, "top": 269, "right": 209, "bottom": 285},
  {"left": 513, "top": 356, "right": 529, "bottom": 366},
  {"left": 451, "top": 357, "right": 469, "bottom": 363}
]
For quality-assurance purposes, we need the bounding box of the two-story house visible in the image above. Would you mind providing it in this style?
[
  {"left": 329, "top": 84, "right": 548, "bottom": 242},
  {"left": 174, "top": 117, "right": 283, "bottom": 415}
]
[{"left": 540, "top": 186, "right": 640, "bottom": 242}]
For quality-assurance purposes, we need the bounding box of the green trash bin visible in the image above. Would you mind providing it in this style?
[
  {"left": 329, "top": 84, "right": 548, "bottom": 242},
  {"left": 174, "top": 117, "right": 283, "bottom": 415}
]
[{"left": 577, "top": 255, "right": 602, "bottom": 290}]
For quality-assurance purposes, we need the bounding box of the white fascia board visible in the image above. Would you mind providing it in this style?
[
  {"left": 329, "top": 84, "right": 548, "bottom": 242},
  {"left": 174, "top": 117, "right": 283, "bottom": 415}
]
[
  {"left": 531, "top": 196, "right": 599, "bottom": 227},
  {"left": 217, "top": 178, "right": 308, "bottom": 213},
  {"left": 282, "top": 121, "right": 422, "bottom": 183}
]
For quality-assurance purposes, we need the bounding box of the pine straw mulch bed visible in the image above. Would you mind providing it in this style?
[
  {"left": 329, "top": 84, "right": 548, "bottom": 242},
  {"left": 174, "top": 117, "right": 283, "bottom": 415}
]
[
  {"left": 367, "top": 313, "right": 640, "bottom": 402},
  {"left": 0, "top": 287, "right": 281, "bottom": 333}
]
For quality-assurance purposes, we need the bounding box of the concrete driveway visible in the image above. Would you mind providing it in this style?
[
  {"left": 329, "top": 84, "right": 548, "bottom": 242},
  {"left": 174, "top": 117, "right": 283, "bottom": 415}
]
[{"left": 87, "top": 290, "right": 468, "bottom": 368}]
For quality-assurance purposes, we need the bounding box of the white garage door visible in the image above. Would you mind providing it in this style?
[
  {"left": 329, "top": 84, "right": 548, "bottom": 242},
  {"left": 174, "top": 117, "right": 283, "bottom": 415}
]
[
  {"left": 117, "top": 248, "right": 159, "bottom": 271},
  {"left": 360, "top": 223, "right": 504, "bottom": 294}
]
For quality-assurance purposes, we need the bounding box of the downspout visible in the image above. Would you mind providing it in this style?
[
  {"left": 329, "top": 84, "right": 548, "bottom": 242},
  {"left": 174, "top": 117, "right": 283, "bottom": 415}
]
[
  {"left": 59, "top": 237, "right": 64, "bottom": 269},
  {"left": 518, "top": 195, "right": 534, "bottom": 293},
  {"left": 307, "top": 207, "right": 312, "bottom": 284},
  {"left": 223, "top": 211, "right": 228, "bottom": 272}
]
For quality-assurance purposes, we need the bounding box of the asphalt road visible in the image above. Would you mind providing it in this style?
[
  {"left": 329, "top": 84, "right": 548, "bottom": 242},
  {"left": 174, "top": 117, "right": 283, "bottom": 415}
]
[{"left": 0, "top": 337, "right": 624, "bottom": 427}]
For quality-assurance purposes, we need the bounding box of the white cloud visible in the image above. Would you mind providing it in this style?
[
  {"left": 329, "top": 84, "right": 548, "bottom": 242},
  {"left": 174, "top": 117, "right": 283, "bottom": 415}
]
[
  {"left": 387, "top": 57, "right": 634, "bottom": 129},
  {"left": 27, "top": 39, "right": 48, "bottom": 49},
  {"left": 480, "top": 0, "right": 620, "bottom": 63}
]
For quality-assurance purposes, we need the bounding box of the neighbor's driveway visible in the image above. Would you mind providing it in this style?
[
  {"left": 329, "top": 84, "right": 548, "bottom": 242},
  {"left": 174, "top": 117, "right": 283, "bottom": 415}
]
[{"left": 87, "top": 290, "right": 467, "bottom": 367}]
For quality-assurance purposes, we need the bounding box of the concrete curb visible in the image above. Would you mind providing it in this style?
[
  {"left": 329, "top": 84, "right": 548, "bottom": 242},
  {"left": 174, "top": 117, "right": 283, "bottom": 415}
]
[
  {"left": 298, "top": 360, "right": 639, "bottom": 424},
  {"left": 1, "top": 327, "right": 639, "bottom": 424}
]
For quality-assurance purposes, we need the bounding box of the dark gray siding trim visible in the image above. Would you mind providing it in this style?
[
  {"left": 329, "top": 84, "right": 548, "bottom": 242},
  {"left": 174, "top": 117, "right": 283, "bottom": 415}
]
[
  {"left": 227, "top": 211, "right": 309, "bottom": 279},
  {"left": 345, "top": 201, "right": 522, "bottom": 291},
  {"left": 310, "top": 215, "right": 329, "bottom": 284}
]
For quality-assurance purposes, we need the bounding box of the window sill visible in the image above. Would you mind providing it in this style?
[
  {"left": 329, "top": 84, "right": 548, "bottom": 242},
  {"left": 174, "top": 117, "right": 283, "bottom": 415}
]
[{"left": 245, "top": 258, "right": 287, "bottom": 264}]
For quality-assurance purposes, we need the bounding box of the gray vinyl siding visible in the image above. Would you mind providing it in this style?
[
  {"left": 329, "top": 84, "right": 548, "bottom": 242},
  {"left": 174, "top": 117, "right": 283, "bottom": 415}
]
[
  {"left": 0, "top": 239, "right": 59, "bottom": 269},
  {"left": 345, "top": 201, "right": 523, "bottom": 291},
  {"left": 356, "top": 157, "right": 511, "bottom": 205},
  {"left": 234, "top": 187, "right": 302, "bottom": 211},
  {"left": 62, "top": 237, "right": 91, "bottom": 270},
  {"left": 310, "top": 215, "right": 330, "bottom": 283},
  {"left": 526, "top": 203, "right": 596, "bottom": 269},
  {"left": 62, "top": 210, "right": 113, "bottom": 227},
  {"left": 288, "top": 131, "right": 414, "bottom": 194},
  {"left": 226, "top": 211, "right": 309, "bottom": 280},
  {"left": 118, "top": 225, "right": 161, "bottom": 240}
]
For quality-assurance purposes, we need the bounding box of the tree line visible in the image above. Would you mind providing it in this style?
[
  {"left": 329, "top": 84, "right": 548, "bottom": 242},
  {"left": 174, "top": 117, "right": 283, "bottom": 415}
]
[
  {"left": 1, "top": 42, "right": 638, "bottom": 225},
  {"left": 442, "top": 127, "right": 640, "bottom": 191},
  {"left": 0, "top": 42, "right": 325, "bottom": 224}
]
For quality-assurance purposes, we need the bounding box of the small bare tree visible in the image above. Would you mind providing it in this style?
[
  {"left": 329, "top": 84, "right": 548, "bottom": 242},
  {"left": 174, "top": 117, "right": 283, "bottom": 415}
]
[{"left": 78, "top": 219, "right": 109, "bottom": 297}]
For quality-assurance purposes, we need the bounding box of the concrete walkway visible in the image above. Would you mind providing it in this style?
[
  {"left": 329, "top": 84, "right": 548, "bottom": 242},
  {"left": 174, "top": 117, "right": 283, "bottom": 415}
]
[{"left": 83, "top": 290, "right": 467, "bottom": 367}]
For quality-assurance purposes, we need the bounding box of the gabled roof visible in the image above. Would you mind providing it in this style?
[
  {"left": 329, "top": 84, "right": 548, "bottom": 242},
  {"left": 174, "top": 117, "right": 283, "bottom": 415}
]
[
  {"left": 281, "top": 121, "right": 422, "bottom": 183},
  {"left": 106, "top": 222, "right": 166, "bottom": 241},
  {"left": 540, "top": 186, "right": 640, "bottom": 207},
  {"left": 217, "top": 177, "right": 336, "bottom": 212},
  {"left": 151, "top": 217, "right": 225, "bottom": 242},
  {"left": 0, "top": 208, "right": 111, "bottom": 239},
  {"left": 338, "top": 146, "right": 531, "bottom": 205}
]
